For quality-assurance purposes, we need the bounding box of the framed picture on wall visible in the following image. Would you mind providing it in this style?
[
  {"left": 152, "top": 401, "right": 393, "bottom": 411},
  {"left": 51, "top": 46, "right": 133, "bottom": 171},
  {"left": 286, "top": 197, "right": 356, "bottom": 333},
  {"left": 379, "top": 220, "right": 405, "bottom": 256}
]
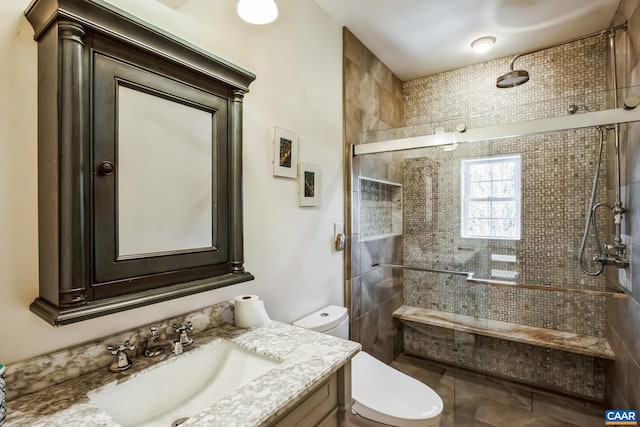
[
  {"left": 273, "top": 127, "right": 298, "bottom": 178},
  {"left": 298, "top": 163, "right": 320, "bottom": 207}
]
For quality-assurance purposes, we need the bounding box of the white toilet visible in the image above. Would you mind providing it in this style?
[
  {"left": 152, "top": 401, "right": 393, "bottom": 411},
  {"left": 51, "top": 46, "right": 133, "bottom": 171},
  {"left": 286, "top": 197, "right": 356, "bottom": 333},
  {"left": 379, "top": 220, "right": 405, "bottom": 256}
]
[{"left": 294, "top": 305, "right": 443, "bottom": 427}]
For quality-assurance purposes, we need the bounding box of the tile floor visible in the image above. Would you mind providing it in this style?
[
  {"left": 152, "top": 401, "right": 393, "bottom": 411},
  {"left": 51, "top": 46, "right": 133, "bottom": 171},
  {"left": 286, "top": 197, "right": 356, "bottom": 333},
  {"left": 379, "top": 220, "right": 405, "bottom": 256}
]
[{"left": 390, "top": 353, "right": 604, "bottom": 427}]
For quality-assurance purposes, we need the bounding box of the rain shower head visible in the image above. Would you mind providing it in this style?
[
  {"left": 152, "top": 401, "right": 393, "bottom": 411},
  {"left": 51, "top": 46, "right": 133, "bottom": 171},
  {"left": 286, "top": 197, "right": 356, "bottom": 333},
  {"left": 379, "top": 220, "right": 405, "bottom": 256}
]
[
  {"left": 496, "top": 69, "right": 529, "bottom": 88},
  {"left": 496, "top": 53, "right": 529, "bottom": 88},
  {"left": 495, "top": 22, "right": 628, "bottom": 90}
]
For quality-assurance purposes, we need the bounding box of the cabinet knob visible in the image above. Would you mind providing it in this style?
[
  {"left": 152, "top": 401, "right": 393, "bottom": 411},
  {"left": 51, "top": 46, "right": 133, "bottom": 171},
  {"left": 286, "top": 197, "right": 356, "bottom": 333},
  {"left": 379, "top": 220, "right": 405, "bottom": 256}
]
[{"left": 98, "top": 161, "right": 114, "bottom": 176}]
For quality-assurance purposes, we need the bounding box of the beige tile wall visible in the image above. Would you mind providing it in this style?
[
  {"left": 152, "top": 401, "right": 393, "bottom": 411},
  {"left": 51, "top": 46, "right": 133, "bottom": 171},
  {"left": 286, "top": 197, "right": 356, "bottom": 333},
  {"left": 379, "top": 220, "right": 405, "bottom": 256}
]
[
  {"left": 605, "top": 0, "right": 640, "bottom": 410},
  {"left": 343, "top": 28, "right": 405, "bottom": 363}
]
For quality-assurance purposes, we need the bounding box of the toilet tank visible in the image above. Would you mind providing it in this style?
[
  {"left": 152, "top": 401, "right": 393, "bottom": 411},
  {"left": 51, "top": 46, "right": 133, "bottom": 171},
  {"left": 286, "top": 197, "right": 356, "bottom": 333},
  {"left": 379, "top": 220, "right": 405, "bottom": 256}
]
[{"left": 293, "top": 305, "right": 349, "bottom": 340}]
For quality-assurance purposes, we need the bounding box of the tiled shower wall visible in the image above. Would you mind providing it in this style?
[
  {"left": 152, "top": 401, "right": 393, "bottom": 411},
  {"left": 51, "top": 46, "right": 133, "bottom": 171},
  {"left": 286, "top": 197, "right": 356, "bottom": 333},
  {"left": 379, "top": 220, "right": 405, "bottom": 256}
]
[
  {"left": 606, "top": 0, "right": 640, "bottom": 410},
  {"left": 402, "top": 130, "right": 607, "bottom": 335},
  {"left": 400, "top": 35, "right": 612, "bottom": 399},
  {"left": 359, "top": 178, "right": 402, "bottom": 239},
  {"left": 343, "top": 28, "right": 405, "bottom": 363}
]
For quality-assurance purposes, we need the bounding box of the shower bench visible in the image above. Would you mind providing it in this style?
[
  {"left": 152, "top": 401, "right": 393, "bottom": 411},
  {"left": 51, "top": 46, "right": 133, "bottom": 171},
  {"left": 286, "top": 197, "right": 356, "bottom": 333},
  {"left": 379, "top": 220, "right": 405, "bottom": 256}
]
[{"left": 393, "top": 305, "right": 614, "bottom": 360}]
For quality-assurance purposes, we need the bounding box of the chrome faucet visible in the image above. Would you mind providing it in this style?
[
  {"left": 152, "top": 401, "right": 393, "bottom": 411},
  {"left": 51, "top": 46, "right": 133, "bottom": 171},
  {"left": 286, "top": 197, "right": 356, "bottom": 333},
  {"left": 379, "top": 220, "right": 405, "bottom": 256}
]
[
  {"left": 144, "top": 326, "right": 176, "bottom": 357},
  {"left": 144, "top": 322, "right": 194, "bottom": 357}
]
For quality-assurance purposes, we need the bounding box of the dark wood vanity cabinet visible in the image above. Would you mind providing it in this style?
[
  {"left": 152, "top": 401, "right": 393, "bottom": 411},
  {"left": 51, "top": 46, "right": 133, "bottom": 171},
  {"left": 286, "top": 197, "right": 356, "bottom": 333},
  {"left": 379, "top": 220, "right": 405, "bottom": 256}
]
[{"left": 25, "top": 0, "right": 255, "bottom": 325}]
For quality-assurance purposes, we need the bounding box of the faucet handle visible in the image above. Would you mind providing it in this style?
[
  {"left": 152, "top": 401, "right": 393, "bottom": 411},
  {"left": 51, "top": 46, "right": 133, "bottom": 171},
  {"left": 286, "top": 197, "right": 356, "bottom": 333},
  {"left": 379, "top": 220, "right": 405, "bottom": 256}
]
[
  {"left": 173, "top": 321, "right": 194, "bottom": 333},
  {"left": 107, "top": 339, "right": 135, "bottom": 354},
  {"left": 106, "top": 340, "right": 135, "bottom": 372},
  {"left": 173, "top": 321, "right": 194, "bottom": 347}
]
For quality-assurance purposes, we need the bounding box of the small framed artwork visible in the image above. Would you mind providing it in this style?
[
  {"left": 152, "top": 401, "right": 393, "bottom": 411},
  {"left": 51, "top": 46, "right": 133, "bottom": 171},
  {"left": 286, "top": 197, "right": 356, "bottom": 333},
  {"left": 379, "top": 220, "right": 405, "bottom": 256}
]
[
  {"left": 298, "top": 162, "right": 320, "bottom": 207},
  {"left": 273, "top": 127, "right": 298, "bottom": 178}
]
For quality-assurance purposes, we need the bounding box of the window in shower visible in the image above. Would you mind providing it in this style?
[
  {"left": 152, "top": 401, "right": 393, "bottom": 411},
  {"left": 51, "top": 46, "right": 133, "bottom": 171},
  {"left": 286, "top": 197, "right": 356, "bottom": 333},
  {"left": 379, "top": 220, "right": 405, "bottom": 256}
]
[{"left": 461, "top": 155, "right": 521, "bottom": 240}]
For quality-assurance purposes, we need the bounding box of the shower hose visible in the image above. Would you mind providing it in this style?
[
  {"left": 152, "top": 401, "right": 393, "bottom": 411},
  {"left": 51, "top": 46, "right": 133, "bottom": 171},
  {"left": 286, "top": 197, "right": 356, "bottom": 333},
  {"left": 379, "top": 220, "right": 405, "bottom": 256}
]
[{"left": 579, "top": 126, "right": 607, "bottom": 276}]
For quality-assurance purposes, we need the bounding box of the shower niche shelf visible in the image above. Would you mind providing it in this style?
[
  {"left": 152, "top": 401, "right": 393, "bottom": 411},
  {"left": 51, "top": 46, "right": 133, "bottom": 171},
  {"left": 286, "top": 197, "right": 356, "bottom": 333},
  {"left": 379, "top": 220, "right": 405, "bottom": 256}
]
[
  {"left": 358, "top": 176, "right": 402, "bottom": 242},
  {"left": 393, "top": 305, "right": 614, "bottom": 360}
]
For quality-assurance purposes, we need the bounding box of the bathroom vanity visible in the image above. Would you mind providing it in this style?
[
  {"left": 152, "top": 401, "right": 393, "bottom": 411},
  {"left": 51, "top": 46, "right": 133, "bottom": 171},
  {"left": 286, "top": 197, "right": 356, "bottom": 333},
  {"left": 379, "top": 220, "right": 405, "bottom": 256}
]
[{"left": 4, "top": 320, "right": 359, "bottom": 426}]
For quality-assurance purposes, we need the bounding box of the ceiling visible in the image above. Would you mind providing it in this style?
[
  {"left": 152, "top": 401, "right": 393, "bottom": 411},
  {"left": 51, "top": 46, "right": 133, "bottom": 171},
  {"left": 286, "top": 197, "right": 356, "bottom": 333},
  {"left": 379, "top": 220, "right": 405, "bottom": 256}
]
[{"left": 313, "top": 0, "right": 621, "bottom": 81}]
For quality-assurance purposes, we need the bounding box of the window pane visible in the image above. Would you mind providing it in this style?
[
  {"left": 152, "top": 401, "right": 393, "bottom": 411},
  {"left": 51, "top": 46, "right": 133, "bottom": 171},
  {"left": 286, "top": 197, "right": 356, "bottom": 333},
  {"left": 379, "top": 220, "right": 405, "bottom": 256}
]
[
  {"left": 470, "top": 181, "right": 491, "bottom": 198},
  {"left": 491, "top": 160, "right": 516, "bottom": 180},
  {"left": 492, "top": 219, "right": 517, "bottom": 237},
  {"left": 492, "top": 180, "right": 515, "bottom": 197},
  {"left": 461, "top": 156, "right": 520, "bottom": 240},
  {"left": 468, "top": 201, "right": 490, "bottom": 218},
  {"left": 468, "top": 219, "right": 491, "bottom": 236},
  {"left": 492, "top": 201, "right": 517, "bottom": 218},
  {"left": 469, "top": 163, "right": 491, "bottom": 181}
]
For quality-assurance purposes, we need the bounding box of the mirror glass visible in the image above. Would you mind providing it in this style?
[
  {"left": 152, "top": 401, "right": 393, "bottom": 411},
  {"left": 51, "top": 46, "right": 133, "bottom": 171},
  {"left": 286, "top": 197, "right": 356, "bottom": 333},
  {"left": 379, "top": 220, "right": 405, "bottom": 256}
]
[{"left": 117, "top": 86, "right": 214, "bottom": 258}]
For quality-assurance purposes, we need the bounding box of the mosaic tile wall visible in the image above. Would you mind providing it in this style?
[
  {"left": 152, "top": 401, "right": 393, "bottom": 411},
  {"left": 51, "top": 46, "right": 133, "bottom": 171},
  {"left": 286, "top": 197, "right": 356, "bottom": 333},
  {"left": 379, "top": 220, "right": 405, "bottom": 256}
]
[
  {"left": 404, "top": 37, "right": 607, "bottom": 130},
  {"left": 343, "top": 28, "right": 405, "bottom": 364},
  {"left": 605, "top": 0, "right": 640, "bottom": 410},
  {"left": 402, "top": 129, "right": 608, "bottom": 336},
  {"left": 398, "top": 35, "right": 612, "bottom": 398},
  {"left": 404, "top": 323, "right": 605, "bottom": 399}
]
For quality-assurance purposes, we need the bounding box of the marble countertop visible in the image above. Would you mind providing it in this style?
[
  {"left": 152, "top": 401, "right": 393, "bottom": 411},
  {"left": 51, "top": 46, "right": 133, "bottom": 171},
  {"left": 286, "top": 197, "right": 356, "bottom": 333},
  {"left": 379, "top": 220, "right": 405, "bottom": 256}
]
[{"left": 4, "top": 321, "right": 360, "bottom": 427}]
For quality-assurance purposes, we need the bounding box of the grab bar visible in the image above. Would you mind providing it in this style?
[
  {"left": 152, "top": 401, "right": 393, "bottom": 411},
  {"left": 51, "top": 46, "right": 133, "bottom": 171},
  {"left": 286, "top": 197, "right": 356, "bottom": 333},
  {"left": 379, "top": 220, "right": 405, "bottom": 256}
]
[
  {"left": 467, "top": 277, "right": 627, "bottom": 298},
  {"left": 372, "top": 263, "right": 627, "bottom": 298},
  {"left": 372, "top": 263, "right": 474, "bottom": 278}
]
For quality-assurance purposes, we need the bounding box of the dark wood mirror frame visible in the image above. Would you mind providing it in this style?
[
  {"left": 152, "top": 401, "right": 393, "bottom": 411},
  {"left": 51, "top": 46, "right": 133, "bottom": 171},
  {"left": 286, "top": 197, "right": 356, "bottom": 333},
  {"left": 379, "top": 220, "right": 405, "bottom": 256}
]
[{"left": 25, "top": 0, "right": 255, "bottom": 325}]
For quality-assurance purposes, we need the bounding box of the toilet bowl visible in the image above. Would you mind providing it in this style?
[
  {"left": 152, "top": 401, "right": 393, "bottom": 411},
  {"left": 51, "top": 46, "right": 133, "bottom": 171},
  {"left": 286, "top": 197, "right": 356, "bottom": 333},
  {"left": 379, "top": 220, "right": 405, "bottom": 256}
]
[{"left": 294, "top": 305, "right": 443, "bottom": 427}]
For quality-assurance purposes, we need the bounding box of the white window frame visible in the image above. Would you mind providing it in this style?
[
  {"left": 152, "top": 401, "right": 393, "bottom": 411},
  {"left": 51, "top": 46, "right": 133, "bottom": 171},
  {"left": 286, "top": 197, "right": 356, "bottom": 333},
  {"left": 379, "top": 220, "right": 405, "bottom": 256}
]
[{"left": 461, "top": 155, "right": 522, "bottom": 240}]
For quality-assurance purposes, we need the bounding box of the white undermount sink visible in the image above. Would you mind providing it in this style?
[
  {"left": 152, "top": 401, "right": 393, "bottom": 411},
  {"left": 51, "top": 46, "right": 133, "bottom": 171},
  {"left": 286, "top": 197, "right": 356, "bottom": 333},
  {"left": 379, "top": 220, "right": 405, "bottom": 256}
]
[{"left": 88, "top": 339, "right": 281, "bottom": 427}]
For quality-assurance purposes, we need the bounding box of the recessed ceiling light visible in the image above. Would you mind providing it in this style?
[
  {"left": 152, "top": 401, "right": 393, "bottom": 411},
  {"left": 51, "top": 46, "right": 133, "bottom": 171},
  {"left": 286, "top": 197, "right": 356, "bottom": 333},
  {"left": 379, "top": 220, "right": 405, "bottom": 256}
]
[
  {"left": 471, "top": 36, "right": 496, "bottom": 53},
  {"left": 155, "top": 0, "right": 187, "bottom": 8},
  {"left": 237, "top": 0, "right": 278, "bottom": 25}
]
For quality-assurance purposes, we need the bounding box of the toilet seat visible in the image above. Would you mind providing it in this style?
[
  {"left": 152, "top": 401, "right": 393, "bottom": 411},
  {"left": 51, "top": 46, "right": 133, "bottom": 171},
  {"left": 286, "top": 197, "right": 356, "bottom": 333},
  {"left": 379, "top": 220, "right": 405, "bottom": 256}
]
[{"left": 351, "top": 352, "right": 443, "bottom": 427}]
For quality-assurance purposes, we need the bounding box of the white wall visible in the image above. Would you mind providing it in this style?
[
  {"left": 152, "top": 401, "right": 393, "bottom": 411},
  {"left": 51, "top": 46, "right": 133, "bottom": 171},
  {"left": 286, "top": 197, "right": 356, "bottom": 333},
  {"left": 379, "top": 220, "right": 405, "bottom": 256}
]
[{"left": 0, "top": 0, "right": 343, "bottom": 364}]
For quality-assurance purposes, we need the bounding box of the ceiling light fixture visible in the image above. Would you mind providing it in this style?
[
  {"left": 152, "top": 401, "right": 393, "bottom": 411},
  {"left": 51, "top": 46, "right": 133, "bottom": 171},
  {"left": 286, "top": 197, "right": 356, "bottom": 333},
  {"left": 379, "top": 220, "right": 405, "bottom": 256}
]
[
  {"left": 237, "top": 0, "right": 278, "bottom": 25},
  {"left": 471, "top": 36, "right": 496, "bottom": 53}
]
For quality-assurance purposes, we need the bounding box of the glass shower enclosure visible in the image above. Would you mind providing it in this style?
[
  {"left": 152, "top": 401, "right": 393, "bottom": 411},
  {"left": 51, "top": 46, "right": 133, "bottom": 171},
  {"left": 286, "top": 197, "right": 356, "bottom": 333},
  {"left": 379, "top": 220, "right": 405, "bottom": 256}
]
[{"left": 348, "top": 95, "right": 638, "bottom": 425}]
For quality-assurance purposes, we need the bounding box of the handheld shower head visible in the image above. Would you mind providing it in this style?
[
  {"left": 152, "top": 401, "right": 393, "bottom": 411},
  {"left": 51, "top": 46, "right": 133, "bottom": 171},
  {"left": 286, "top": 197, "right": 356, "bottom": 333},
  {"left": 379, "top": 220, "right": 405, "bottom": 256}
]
[{"left": 496, "top": 69, "right": 529, "bottom": 88}]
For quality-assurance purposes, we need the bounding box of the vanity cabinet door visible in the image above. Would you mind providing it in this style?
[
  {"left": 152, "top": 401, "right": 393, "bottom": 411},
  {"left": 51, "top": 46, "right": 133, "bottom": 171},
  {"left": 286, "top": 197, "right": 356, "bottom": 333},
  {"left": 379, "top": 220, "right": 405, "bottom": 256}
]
[
  {"left": 271, "top": 374, "right": 338, "bottom": 427},
  {"left": 92, "top": 48, "right": 230, "bottom": 298}
]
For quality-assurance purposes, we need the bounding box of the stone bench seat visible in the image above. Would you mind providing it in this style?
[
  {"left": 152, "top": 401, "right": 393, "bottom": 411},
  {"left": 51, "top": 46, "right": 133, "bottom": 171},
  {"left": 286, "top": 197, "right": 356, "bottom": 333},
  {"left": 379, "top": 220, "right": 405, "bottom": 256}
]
[{"left": 393, "top": 305, "right": 614, "bottom": 360}]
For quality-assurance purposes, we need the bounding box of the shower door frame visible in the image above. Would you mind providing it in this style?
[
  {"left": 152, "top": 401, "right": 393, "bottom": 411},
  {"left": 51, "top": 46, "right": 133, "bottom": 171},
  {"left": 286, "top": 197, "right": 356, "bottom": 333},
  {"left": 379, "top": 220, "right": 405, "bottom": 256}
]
[{"left": 354, "top": 106, "right": 640, "bottom": 156}]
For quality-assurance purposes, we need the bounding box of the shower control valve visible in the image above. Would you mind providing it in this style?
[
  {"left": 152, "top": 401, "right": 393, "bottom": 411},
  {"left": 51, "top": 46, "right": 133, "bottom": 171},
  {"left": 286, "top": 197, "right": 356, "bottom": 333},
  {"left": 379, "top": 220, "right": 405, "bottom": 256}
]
[
  {"left": 604, "top": 242, "right": 626, "bottom": 256},
  {"left": 593, "top": 253, "right": 629, "bottom": 267},
  {"left": 614, "top": 242, "right": 627, "bottom": 255}
]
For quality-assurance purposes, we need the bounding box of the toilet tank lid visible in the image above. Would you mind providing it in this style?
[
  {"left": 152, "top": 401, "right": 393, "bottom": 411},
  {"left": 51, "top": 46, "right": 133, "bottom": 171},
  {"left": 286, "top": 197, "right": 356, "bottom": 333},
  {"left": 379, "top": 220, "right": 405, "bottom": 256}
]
[{"left": 293, "top": 305, "right": 348, "bottom": 332}]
